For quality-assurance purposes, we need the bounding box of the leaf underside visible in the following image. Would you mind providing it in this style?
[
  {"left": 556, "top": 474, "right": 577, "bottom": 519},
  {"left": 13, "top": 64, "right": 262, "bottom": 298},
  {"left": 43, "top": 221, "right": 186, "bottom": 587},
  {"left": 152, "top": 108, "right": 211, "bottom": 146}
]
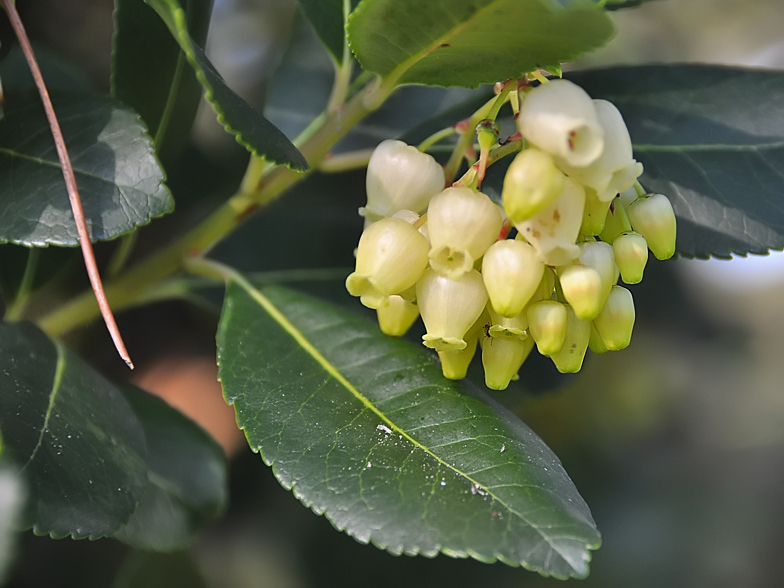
[
  {"left": 569, "top": 64, "right": 784, "bottom": 259},
  {"left": 217, "top": 279, "right": 600, "bottom": 579},
  {"left": 347, "top": 0, "right": 615, "bottom": 88},
  {"left": 145, "top": 0, "right": 309, "bottom": 171}
]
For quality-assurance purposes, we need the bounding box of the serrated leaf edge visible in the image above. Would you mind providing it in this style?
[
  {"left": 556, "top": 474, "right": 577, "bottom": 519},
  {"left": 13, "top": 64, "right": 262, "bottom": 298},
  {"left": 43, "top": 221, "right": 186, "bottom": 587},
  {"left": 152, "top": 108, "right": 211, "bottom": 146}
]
[{"left": 218, "top": 275, "right": 598, "bottom": 578}]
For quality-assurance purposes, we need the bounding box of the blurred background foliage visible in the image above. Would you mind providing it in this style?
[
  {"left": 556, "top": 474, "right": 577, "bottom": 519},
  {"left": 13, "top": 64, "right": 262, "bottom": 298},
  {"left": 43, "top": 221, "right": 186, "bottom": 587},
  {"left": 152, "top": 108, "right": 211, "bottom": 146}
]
[{"left": 4, "top": 0, "right": 784, "bottom": 586}]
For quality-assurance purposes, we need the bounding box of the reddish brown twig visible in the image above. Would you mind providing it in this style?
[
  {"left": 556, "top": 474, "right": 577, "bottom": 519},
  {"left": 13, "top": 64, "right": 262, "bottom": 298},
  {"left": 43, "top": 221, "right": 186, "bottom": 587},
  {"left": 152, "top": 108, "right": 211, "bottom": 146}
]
[{"left": 3, "top": 0, "right": 134, "bottom": 369}]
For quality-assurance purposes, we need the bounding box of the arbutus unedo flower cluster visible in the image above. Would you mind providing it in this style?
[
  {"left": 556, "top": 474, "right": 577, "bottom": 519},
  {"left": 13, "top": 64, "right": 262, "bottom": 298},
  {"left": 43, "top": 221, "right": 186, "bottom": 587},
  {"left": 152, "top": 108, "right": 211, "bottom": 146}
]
[{"left": 346, "top": 77, "right": 677, "bottom": 390}]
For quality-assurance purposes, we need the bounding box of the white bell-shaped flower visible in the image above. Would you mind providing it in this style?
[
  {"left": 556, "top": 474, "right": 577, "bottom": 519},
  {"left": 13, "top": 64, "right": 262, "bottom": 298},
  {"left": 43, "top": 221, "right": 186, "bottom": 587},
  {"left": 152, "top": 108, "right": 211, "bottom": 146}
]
[
  {"left": 360, "top": 139, "right": 445, "bottom": 222},
  {"left": 346, "top": 217, "right": 429, "bottom": 309},
  {"left": 556, "top": 100, "right": 643, "bottom": 202},
  {"left": 501, "top": 148, "right": 566, "bottom": 223},
  {"left": 627, "top": 193, "right": 677, "bottom": 260},
  {"left": 376, "top": 295, "right": 419, "bottom": 337},
  {"left": 593, "top": 285, "right": 635, "bottom": 350},
  {"left": 417, "top": 268, "right": 488, "bottom": 352},
  {"left": 427, "top": 187, "right": 503, "bottom": 279},
  {"left": 526, "top": 299, "right": 568, "bottom": 356},
  {"left": 515, "top": 177, "right": 585, "bottom": 266},
  {"left": 518, "top": 79, "right": 604, "bottom": 168},
  {"left": 549, "top": 305, "right": 591, "bottom": 373},
  {"left": 481, "top": 335, "right": 534, "bottom": 391},
  {"left": 482, "top": 239, "right": 545, "bottom": 318}
]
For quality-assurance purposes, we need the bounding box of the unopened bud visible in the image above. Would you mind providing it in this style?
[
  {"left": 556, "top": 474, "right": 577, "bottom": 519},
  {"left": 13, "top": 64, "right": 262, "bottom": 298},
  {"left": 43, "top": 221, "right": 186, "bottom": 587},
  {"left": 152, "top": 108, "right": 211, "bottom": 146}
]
[
  {"left": 502, "top": 148, "right": 566, "bottom": 223},
  {"left": 558, "top": 264, "right": 604, "bottom": 321},
  {"left": 361, "top": 139, "right": 445, "bottom": 222},
  {"left": 593, "top": 285, "right": 635, "bottom": 351},
  {"left": 377, "top": 295, "right": 419, "bottom": 337},
  {"left": 613, "top": 232, "right": 648, "bottom": 284},
  {"left": 549, "top": 305, "right": 591, "bottom": 373},
  {"left": 581, "top": 187, "right": 612, "bottom": 236},
  {"left": 481, "top": 336, "right": 534, "bottom": 390},
  {"left": 578, "top": 240, "right": 619, "bottom": 310},
  {"left": 526, "top": 299, "right": 567, "bottom": 355},
  {"left": 437, "top": 311, "right": 488, "bottom": 379},
  {"left": 627, "top": 193, "right": 677, "bottom": 260},
  {"left": 482, "top": 239, "right": 545, "bottom": 317}
]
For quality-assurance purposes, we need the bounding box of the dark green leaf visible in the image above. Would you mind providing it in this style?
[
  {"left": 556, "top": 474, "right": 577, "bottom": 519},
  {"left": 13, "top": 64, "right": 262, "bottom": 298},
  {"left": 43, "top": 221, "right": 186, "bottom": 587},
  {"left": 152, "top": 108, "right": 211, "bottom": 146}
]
[
  {"left": 347, "top": 0, "right": 615, "bottom": 88},
  {"left": 266, "top": 18, "right": 478, "bottom": 152},
  {"left": 0, "top": 322, "right": 147, "bottom": 538},
  {"left": 296, "top": 0, "right": 360, "bottom": 63},
  {"left": 0, "top": 463, "right": 25, "bottom": 583},
  {"left": 112, "top": 0, "right": 213, "bottom": 166},
  {"left": 217, "top": 279, "right": 600, "bottom": 579},
  {"left": 145, "top": 0, "right": 309, "bottom": 171},
  {"left": 569, "top": 65, "right": 784, "bottom": 259},
  {"left": 113, "top": 385, "right": 228, "bottom": 551},
  {"left": 602, "top": 0, "right": 657, "bottom": 10},
  {"left": 0, "top": 53, "right": 173, "bottom": 247}
]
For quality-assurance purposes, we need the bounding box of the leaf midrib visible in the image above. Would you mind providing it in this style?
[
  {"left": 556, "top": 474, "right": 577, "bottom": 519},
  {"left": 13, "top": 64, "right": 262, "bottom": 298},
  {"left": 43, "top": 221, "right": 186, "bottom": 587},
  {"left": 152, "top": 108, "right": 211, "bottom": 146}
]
[
  {"left": 232, "top": 276, "right": 591, "bottom": 569},
  {"left": 20, "top": 340, "right": 66, "bottom": 473}
]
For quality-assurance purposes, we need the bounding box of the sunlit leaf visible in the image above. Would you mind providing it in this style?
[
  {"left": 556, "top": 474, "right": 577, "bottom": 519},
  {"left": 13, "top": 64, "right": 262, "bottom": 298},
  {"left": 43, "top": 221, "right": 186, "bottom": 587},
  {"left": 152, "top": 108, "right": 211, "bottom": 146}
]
[
  {"left": 217, "top": 278, "right": 600, "bottom": 579},
  {"left": 348, "top": 0, "right": 615, "bottom": 88}
]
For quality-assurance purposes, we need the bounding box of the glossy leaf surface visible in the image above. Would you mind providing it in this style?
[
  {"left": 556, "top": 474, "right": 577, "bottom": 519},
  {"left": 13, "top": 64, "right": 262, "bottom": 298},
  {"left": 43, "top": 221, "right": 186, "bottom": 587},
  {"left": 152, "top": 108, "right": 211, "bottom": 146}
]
[
  {"left": 570, "top": 65, "right": 784, "bottom": 258},
  {"left": 113, "top": 0, "right": 213, "bottom": 165},
  {"left": 347, "top": 0, "right": 615, "bottom": 88},
  {"left": 0, "top": 322, "right": 147, "bottom": 538},
  {"left": 217, "top": 278, "right": 600, "bottom": 579},
  {"left": 113, "top": 385, "right": 229, "bottom": 551},
  {"left": 0, "top": 56, "right": 173, "bottom": 246},
  {"left": 145, "top": 0, "right": 309, "bottom": 170}
]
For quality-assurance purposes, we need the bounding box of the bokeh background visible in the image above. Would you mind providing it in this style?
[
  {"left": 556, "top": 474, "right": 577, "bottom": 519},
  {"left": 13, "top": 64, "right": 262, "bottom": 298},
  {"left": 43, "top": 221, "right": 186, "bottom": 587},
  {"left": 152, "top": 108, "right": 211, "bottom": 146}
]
[{"left": 5, "top": 0, "right": 784, "bottom": 586}]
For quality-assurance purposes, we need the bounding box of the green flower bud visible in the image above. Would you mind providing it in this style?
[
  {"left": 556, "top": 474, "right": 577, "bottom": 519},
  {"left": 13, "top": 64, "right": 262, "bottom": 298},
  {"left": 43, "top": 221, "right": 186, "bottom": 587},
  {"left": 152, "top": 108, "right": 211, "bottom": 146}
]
[
  {"left": 427, "top": 187, "right": 503, "bottom": 280},
  {"left": 515, "top": 177, "right": 585, "bottom": 266},
  {"left": 578, "top": 240, "right": 619, "bottom": 310},
  {"left": 518, "top": 79, "right": 604, "bottom": 168},
  {"left": 588, "top": 323, "right": 609, "bottom": 354},
  {"left": 501, "top": 148, "right": 566, "bottom": 223},
  {"left": 438, "top": 311, "right": 488, "bottom": 380},
  {"left": 346, "top": 217, "right": 430, "bottom": 309},
  {"left": 549, "top": 305, "right": 591, "bottom": 373},
  {"left": 581, "top": 187, "right": 612, "bottom": 236},
  {"left": 558, "top": 264, "right": 604, "bottom": 321},
  {"left": 481, "top": 336, "right": 534, "bottom": 391},
  {"left": 627, "top": 193, "right": 677, "bottom": 260},
  {"left": 377, "top": 295, "right": 419, "bottom": 337},
  {"left": 593, "top": 285, "right": 635, "bottom": 351},
  {"left": 360, "top": 139, "right": 445, "bottom": 222},
  {"left": 482, "top": 239, "right": 545, "bottom": 318},
  {"left": 613, "top": 231, "right": 648, "bottom": 284},
  {"left": 556, "top": 100, "right": 643, "bottom": 202},
  {"left": 417, "top": 268, "right": 488, "bottom": 352},
  {"left": 526, "top": 299, "right": 567, "bottom": 356}
]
